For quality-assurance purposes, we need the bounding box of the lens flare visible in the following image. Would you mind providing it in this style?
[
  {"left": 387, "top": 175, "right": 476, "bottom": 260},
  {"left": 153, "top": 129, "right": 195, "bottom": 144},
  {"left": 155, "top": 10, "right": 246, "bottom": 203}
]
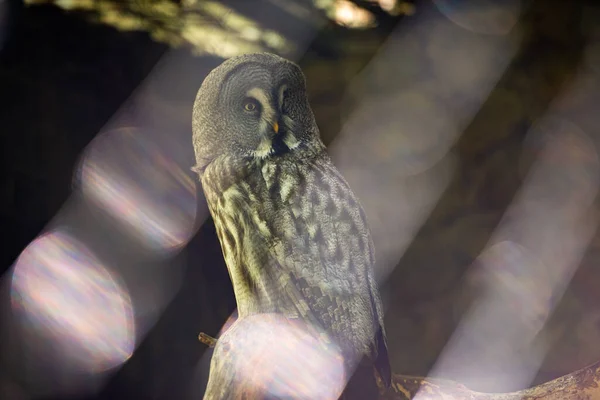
[
  {"left": 205, "top": 314, "right": 346, "bottom": 400},
  {"left": 433, "top": 0, "right": 521, "bottom": 35},
  {"left": 79, "top": 127, "right": 197, "bottom": 254},
  {"left": 425, "top": 119, "right": 599, "bottom": 393},
  {"left": 10, "top": 230, "right": 135, "bottom": 373}
]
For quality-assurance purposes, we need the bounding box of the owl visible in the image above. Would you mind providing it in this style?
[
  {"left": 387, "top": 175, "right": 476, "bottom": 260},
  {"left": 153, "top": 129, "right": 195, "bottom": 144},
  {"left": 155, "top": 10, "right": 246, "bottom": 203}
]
[{"left": 192, "top": 53, "right": 390, "bottom": 399}]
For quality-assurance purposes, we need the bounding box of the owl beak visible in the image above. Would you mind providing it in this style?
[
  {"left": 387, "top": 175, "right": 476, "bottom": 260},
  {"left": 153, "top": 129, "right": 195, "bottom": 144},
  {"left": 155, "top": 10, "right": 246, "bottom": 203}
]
[{"left": 272, "top": 121, "right": 279, "bottom": 134}]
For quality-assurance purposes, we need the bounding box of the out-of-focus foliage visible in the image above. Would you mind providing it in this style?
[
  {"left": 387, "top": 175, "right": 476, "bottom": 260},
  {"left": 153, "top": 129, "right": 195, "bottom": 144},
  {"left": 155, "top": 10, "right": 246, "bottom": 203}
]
[
  {"left": 25, "top": 0, "right": 293, "bottom": 57},
  {"left": 24, "top": 0, "right": 414, "bottom": 57},
  {"left": 315, "top": 0, "right": 414, "bottom": 20}
]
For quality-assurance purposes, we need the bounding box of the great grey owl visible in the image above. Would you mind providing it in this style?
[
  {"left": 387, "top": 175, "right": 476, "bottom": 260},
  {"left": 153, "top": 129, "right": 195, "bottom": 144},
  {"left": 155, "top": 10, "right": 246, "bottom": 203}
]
[{"left": 192, "top": 53, "right": 390, "bottom": 399}]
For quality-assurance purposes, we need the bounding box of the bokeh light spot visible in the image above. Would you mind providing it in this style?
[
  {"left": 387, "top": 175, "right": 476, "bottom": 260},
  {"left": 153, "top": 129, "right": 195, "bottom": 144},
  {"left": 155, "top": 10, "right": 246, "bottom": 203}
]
[
  {"left": 333, "top": 0, "right": 377, "bottom": 29},
  {"left": 79, "top": 127, "right": 197, "bottom": 254},
  {"left": 521, "top": 117, "right": 599, "bottom": 181},
  {"left": 10, "top": 230, "right": 135, "bottom": 373},
  {"left": 473, "top": 241, "right": 554, "bottom": 336},
  {"left": 433, "top": 0, "right": 521, "bottom": 35},
  {"left": 206, "top": 314, "right": 346, "bottom": 400}
]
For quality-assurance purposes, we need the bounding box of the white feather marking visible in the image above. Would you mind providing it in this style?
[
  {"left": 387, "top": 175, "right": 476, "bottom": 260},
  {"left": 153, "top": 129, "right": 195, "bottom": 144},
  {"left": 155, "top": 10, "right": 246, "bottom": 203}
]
[
  {"left": 246, "top": 87, "right": 275, "bottom": 122},
  {"left": 281, "top": 115, "right": 299, "bottom": 149},
  {"left": 252, "top": 137, "right": 273, "bottom": 159},
  {"left": 307, "top": 223, "right": 317, "bottom": 238},
  {"left": 261, "top": 163, "right": 276, "bottom": 186},
  {"left": 223, "top": 186, "right": 243, "bottom": 203},
  {"left": 252, "top": 213, "right": 271, "bottom": 237},
  {"left": 291, "top": 204, "right": 302, "bottom": 218},
  {"left": 246, "top": 87, "right": 279, "bottom": 159},
  {"left": 283, "top": 132, "right": 300, "bottom": 149},
  {"left": 280, "top": 176, "right": 295, "bottom": 202}
]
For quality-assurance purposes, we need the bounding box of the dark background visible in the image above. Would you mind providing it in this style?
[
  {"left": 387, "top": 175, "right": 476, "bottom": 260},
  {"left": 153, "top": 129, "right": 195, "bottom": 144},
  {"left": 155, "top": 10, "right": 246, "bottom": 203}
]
[{"left": 1, "top": 0, "right": 600, "bottom": 399}]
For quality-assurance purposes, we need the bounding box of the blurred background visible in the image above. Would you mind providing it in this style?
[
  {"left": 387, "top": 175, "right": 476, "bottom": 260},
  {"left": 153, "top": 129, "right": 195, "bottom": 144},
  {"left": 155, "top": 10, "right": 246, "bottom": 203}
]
[{"left": 1, "top": 0, "right": 600, "bottom": 399}]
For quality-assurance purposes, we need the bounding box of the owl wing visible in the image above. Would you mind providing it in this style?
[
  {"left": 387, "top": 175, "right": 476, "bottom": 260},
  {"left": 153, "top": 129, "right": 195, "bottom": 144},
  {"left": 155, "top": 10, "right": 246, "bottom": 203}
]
[
  {"left": 257, "top": 161, "right": 391, "bottom": 387},
  {"left": 365, "top": 238, "right": 392, "bottom": 387},
  {"left": 264, "top": 219, "right": 391, "bottom": 388}
]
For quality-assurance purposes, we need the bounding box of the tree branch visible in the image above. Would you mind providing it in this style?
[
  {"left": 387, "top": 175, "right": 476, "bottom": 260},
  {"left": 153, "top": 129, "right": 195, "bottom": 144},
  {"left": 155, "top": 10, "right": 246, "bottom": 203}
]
[
  {"left": 381, "top": 361, "right": 600, "bottom": 399},
  {"left": 199, "top": 330, "right": 600, "bottom": 399},
  {"left": 198, "top": 332, "right": 218, "bottom": 348}
]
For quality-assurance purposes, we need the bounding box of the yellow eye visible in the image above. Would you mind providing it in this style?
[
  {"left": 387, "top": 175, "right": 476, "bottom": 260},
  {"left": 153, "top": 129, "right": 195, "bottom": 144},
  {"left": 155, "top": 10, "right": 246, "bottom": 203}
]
[{"left": 244, "top": 101, "right": 257, "bottom": 112}]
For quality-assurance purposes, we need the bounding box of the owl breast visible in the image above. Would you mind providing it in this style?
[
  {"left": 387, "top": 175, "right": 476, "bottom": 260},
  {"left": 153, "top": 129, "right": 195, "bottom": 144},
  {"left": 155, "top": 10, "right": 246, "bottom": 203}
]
[
  {"left": 257, "top": 153, "right": 374, "bottom": 284},
  {"left": 202, "top": 150, "right": 379, "bottom": 358}
]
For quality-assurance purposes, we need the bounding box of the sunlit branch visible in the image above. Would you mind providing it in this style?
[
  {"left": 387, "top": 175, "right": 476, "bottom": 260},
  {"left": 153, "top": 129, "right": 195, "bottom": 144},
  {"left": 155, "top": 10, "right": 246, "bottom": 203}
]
[
  {"left": 24, "top": 0, "right": 294, "bottom": 57},
  {"left": 23, "top": 0, "right": 415, "bottom": 57},
  {"left": 383, "top": 361, "right": 600, "bottom": 400},
  {"left": 198, "top": 323, "right": 600, "bottom": 399}
]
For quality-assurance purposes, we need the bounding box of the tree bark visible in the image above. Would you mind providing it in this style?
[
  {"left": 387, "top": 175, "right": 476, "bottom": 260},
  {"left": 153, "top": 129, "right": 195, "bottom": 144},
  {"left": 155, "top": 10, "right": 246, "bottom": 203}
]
[
  {"left": 381, "top": 361, "right": 600, "bottom": 399},
  {"left": 199, "top": 330, "right": 600, "bottom": 399}
]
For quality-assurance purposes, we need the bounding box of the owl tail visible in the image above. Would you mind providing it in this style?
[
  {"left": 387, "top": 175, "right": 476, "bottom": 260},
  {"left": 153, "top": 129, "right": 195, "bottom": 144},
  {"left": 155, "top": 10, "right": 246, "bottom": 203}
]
[
  {"left": 374, "top": 327, "right": 392, "bottom": 389},
  {"left": 340, "top": 358, "right": 382, "bottom": 400}
]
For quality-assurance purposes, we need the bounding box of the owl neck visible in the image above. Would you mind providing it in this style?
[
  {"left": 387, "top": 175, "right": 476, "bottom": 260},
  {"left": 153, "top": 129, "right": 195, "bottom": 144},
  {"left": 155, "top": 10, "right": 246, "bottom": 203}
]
[
  {"left": 201, "top": 147, "right": 329, "bottom": 318},
  {"left": 201, "top": 144, "right": 326, "bottom": 197},
  {"left": 200, "top": 155, "right": 253, "bottom": 199}
]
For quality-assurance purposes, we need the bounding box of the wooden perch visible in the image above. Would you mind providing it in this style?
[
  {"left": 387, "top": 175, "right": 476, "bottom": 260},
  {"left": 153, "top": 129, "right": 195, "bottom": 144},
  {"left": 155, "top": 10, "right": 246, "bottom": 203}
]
[
  {"left": 381, "top": 360, "right": 600, "bottom": 399},
  {"left": 199, "top": 330, "right": 600, "bottom": 399},
  {"left": 198, "top": 332, "right": 217, "bottom": 347}
]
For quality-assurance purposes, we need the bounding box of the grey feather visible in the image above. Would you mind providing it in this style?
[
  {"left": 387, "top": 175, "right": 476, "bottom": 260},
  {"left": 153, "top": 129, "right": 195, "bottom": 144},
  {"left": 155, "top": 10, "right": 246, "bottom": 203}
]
[{"left": 193, "top": 53, "right": 390, "bottom": 399}]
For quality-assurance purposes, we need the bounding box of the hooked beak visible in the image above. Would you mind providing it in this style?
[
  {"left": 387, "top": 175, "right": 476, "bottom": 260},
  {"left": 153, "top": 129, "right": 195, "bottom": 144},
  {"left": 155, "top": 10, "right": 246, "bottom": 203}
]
[{"left": 272, "top": 121, "right": 279, "bottom": 134}]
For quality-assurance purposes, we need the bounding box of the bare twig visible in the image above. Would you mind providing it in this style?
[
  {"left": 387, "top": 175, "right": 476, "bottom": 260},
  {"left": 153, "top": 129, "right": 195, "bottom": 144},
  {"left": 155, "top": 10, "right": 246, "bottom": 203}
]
[{"left": 198, "top": 332, "right": 217, "bottom": 348}]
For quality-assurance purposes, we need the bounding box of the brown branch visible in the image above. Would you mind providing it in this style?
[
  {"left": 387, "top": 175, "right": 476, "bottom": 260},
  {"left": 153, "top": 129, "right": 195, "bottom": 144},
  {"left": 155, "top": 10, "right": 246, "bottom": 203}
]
[
  {"left": 381, "top": 361, "right": 600, "bottom": 399},
  {"left": 198, "top": 331, "right": 600, "bottom": 399},
  {"left": 198, "top": 332, "right": 217, "bottom": 348}
]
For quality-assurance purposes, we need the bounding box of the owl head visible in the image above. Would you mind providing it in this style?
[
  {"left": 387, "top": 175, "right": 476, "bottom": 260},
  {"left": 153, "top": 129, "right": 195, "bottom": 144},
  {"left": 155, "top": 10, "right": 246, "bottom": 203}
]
[{"left": 191, "top": 53, "right": 322, "bottom": 174}]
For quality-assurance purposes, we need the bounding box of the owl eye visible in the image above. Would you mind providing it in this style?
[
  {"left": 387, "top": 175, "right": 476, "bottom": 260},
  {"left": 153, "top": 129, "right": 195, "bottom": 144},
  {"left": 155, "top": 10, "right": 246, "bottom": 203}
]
[{"left": 243, "top": 99, "right": 260, "bottom": 113}]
